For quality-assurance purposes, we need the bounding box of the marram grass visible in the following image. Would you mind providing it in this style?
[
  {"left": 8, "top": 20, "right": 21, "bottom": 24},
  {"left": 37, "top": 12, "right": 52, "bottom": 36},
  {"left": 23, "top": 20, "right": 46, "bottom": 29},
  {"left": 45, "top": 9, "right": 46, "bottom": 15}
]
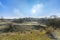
[{"left": 0, "top": 30, "right": 51, "bottom": 40}]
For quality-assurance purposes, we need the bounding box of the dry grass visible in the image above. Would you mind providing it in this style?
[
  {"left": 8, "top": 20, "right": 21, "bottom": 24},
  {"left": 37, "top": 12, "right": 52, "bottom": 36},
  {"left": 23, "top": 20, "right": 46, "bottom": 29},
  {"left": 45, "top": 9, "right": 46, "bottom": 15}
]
[{"left": 0, "top": 30, "right": 51, "bottom": 40}]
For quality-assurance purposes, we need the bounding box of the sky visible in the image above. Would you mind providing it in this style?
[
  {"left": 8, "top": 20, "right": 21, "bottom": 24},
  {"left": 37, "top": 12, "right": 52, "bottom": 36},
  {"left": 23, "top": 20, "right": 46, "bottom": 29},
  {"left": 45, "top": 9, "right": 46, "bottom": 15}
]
[{"left": 0, "top": 0, "right": 60, "bottom": 18}]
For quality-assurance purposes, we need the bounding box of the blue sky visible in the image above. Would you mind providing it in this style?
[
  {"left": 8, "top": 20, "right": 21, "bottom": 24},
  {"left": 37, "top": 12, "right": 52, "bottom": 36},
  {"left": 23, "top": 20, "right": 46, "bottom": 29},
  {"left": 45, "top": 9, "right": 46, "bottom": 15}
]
[{"left": 0, "top": 0, "right": 60, "bottom": 18}]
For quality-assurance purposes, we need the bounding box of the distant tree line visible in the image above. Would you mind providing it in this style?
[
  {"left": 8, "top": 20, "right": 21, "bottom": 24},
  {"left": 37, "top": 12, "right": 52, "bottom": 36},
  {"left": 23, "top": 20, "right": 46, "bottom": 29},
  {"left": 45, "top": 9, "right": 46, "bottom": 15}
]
[{"left": 12, "top": 18, "right": 40, "bottom": 23}]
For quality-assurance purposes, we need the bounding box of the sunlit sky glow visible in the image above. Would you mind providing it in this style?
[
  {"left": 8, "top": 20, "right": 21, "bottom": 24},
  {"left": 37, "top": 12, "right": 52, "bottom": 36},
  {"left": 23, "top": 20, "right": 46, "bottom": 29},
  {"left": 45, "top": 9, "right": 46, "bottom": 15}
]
[
  {"left": 31, "top": 4, "right": 43, "bottom": 14},
  {"left": 0, "top": 0, "right": 60, "bottom": 18}
]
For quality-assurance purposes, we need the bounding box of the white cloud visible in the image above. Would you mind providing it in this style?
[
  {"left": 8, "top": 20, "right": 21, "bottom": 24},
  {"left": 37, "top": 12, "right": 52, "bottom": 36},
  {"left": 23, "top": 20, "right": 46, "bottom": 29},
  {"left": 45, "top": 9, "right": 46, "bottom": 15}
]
[
  {"left": 31, "top": 4, "right": 44, "bottom": 14},
  {"left": 46, "top": 12, "right": 60, "bottom": 18},
  {"left": 13, "top": 8, "right": 20, "bottom": 14},
  {"left": 0, "top": 1, "right": 5, "bottom": 8},
  {"left": 49, "top": 12, "right": 60, "bottom": 16},
  {"left": 13, "top": 8, "right": 24, "bottom": 17}
]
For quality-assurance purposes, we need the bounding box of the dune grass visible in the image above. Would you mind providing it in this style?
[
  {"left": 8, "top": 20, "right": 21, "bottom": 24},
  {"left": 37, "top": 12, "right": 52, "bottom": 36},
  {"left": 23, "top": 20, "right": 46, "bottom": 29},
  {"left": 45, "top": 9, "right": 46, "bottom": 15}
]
[{"left": 0, "top": 30, "right": 51, "bottom": 40}]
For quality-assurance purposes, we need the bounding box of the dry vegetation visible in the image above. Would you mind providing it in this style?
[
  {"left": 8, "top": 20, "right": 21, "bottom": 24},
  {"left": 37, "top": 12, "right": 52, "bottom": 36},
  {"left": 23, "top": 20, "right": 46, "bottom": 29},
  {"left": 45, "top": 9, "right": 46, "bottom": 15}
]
[
  {"left": 0, "top": 18, "right": 60, "bottom": 40},
  {"left": 0, "top": 22, "right": 56, "bottom": 40},
  {"left": 0, "top": 30, "right": 51, "bottom": 40}
]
